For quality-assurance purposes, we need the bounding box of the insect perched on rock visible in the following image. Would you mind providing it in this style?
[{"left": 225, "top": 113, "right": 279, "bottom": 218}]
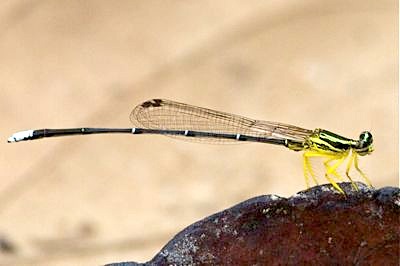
[{"left": 8, "top": 99, "right": 374, "bottom": 194}]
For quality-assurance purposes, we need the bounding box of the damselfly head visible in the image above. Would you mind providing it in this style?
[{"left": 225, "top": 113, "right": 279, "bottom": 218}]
[{"left": 355, "top": 131, "right": 374, "bottom": 155}]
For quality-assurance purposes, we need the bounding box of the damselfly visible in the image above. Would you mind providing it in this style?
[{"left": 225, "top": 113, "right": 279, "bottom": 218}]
[{"left": 8, "top": 99, "right": 374, "bottom": 193}]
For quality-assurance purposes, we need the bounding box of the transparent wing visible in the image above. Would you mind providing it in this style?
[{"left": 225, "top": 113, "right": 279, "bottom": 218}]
[{"left": 130, "top": 99, "right": 313, "bottom": 144}]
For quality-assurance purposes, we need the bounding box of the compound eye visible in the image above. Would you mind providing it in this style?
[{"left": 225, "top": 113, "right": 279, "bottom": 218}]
[{"left": 359, "top": 131, "right": 373, "bottom": 147}]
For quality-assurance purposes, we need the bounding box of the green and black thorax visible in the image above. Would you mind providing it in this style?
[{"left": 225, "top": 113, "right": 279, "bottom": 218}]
[{"left": 304, "top": 129, "right": 374, "bottom": 155}]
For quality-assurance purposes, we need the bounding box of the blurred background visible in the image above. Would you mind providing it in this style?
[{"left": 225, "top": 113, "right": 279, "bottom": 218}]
[{"left": 1, "top": 1, "right": 398, "bottom": 265}]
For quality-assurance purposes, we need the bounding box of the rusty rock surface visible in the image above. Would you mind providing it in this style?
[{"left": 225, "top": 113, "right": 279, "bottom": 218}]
[{"left": 107, "top": 183, "right": 399, "bottom": 265}]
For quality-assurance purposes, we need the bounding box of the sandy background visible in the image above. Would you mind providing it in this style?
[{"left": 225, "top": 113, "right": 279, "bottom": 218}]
[{"left": 1, "top": 1, "right": 398, "bottom": 265}]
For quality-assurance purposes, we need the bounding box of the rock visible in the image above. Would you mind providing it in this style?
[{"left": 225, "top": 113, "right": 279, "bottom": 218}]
[{"left": 106, "top": 182, "right": 400, "bottom": 265}]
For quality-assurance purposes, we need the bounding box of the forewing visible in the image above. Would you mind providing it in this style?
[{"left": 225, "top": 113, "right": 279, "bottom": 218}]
[{"left": 130, "top": 99, "right": 312, "bottom": 144}]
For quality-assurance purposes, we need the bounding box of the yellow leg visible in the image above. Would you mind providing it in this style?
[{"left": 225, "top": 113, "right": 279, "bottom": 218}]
[
  {"left": 322, "top": 157, "right": 345, "bottom": 194},
  {"left": 303, "top": 151, "right": 332, "bottom": 185},
  {"left": 345, "top": 152, "right": 359, "bottom": 191},
  {"left": 303, "top": 151, "right": 346, "bottom": 194},
  {"left": 303, "top": 153, "right": 310, "bottom": 188},
  {"left": 302, "top": 149, "right": 372, "bottom": 194},
  {"left": 303, "top": 153, "right": 318, "bottom": 187},
  {"left": 324, "top": 157, "right": 346, "bottom": 181},
  {"left": 354, "top": 153, "right": 373, "bottom": 187},
  {"left": 324, "top": 172, "right": 344, "bottom": 194}
]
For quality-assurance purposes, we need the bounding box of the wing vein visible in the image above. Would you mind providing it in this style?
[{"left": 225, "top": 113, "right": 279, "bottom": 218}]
[{"left": 130, "top": 99, "right": 312, "bottom": 144}]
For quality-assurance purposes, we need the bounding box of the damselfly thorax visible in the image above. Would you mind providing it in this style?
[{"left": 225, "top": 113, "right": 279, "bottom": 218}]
[{"left": 293, "top": 129, "right": 374, "bottom": 193}]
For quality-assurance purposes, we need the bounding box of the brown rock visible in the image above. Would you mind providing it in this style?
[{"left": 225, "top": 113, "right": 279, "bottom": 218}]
[{"left": 107, "top": 183, "right": 400, "bottom": 265}]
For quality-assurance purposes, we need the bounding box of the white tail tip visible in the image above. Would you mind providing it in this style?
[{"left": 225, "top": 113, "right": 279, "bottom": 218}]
[{"left": 7, "top": 130, "right": 34, "bottom": 143}]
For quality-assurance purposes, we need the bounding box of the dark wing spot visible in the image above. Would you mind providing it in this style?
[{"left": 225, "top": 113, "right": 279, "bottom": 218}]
[{"left": 141, "top": 99, "right": 163, "bottom": 108}]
